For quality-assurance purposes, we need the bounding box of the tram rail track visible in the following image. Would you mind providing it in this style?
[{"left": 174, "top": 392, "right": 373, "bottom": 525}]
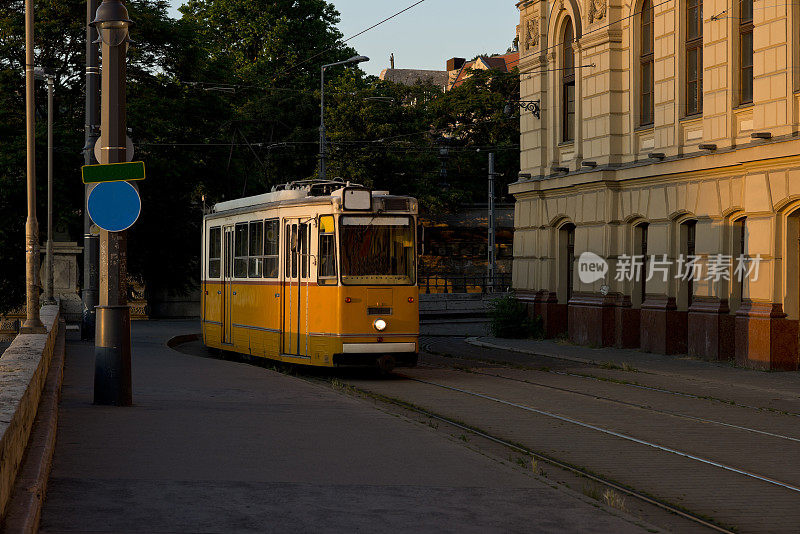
[
  {"left": 422, "top": 361, "right": 800, "bottom": 444},
  {"left": 326, "top": 375, "right": 737, "bottom": 534},
  {"left": 400, "top": 374, "right": 800, "bottom": 495},
  {"left": 421, "top": 338, "right": 800, "bottom": 418}
]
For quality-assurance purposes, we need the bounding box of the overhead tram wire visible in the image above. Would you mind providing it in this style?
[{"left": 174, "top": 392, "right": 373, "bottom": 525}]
[{"left": 271, "top": 0, "right": 428, "bottom": 83}]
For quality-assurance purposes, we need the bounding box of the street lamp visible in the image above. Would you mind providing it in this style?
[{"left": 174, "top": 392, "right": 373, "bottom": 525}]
[
  {"left": 20, "top": 0, "right": 45, "bottom": 333},
  {"left": 504, "top": 99, "right": 541, "bottom": 119},
  {"left": 90, "top": 0, "right": 133, "bottom": 406},
  {"left": 34, "top": 67, "right": 55, "bottom": 305},
  {"left": 319, "top": 55, "right": 369, "bottom": 181}
]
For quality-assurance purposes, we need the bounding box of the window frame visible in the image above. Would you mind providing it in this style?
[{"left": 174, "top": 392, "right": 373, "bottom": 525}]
[
  {"left": 337, "top": 215, "right": 417, "bottom": 287},
  {"left": 640, "top": 0, "right": 655, "bottom": 126},
  {"left": 739, "top": 0, "right": 754, "bottom": 105},
  {"left": 264, "top": 218, "right": 280, "bottom": 279},
  {"left": 248, "top": 220, "right": 264, "bottom": 279},
  {"left": 233, "top": 222, "right": 249, "bottom": 279},
  {"left": 562, "top": 20, "right": 576, "bottom": 143},
  {"left": 207, "top": 226, "right": 221, "bottom": 279},
  {"left": 685, "top": 0, "right": 703, "bottom": 116},
  {"left": 317, "top": 215, "right": 338, "bottom": 285}
]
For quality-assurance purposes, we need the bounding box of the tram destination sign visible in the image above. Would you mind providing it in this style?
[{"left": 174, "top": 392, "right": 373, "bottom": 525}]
[{"left": 82, "top": 161, "right": 146, "bottom": 184}]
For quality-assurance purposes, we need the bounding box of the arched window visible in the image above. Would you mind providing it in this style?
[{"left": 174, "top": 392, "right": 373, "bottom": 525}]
[
  {"left": 562, "top": 20, "right": 576, "bottom": 142},
  {"left": 686, "top": 0, "right": 703, "bottom": 115},
  {"left": 739, "top": 0, "right": 753, "bottom": 104},
  {"left": 641, "top": 0, "right": 654, "bottom": 125}
]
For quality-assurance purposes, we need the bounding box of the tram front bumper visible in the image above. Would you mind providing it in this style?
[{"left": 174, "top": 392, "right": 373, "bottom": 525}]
[
  {"left": 341, "top": 342, "right": 416, "bottom": 353},
  {"left": 333, "top": 343, "right": 418, "bottom": 368}
]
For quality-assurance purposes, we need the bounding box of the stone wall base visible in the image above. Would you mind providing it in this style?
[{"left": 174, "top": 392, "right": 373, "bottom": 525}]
[
  {"left": 688, "top": 298, "right": 735, "bottom": 361},
  {"left": 735, "top": 302, "right": 799, "bottom": 370},
  {"left": 640, "top": 296, "right": 687, "bottom": 355},
  {"left": 518, "top": 291, "right": 800, "bottom": 370},
  {"left": 568, "top": 293, "right": 616, "bottom": 347},
  {"left": 614, "top": 297, "right": 640, "bottom": 349}
]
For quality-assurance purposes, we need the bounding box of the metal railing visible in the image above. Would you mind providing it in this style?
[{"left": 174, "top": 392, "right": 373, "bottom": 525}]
[{"left": 419, "top": 274, "right": 512, "bottom": 294}]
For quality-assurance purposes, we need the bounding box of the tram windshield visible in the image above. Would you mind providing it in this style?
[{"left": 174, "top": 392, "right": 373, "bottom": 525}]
[{"left": 340, "top": 216, "right": 415, "bottom": 285}]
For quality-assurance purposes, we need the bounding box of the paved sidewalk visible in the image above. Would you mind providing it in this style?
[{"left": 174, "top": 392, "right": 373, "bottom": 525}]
[
  {"left": 466, "top": 336, "right": 800, "bottom": 402},
  {"left": 39, "top": 321, "right": 650, "bottom": 533}
]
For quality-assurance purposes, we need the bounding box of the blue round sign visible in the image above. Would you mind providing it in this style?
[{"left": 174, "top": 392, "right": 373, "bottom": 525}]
[{"left": 87, "top": 181, "right": 141, "bottom": 232}]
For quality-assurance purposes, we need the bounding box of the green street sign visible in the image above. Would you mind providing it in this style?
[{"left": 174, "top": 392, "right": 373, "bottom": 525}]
[{"left": 82, "top": 161, "right": 146, "bottom": 184}]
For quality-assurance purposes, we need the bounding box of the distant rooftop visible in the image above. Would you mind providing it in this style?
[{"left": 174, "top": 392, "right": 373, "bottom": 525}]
[{"left": 379, "top": 68, "right": 449, "bottom": 89}]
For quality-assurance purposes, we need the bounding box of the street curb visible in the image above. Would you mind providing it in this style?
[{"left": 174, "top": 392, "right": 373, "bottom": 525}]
[
  {"left": 1, "top": 319, "right": 65, "bottom": 534},
  {"left": 464, "top": 337, "right": 598, "bottom": 366},
  {"left": 165, "top": 333, "right": 201, "bottom": 349}
]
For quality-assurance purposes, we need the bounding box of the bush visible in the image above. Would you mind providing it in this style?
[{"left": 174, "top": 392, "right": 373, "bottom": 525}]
[{"left": 489, "top": 294, "right": 543, "bottom": 339}]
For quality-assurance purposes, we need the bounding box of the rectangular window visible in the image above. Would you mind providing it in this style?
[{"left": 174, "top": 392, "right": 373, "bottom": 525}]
[
  {"left": 740, "top": 0, "right": 754, "bottom": 105},
  {"left": 640, "top": 0, "right": 654, "bottom": 126},
  {"left": 686, "top": 0, "right": 703, "bottom": 115},
  {"left": 248, "top": 220, "right": 263, "bottom": 278},
  {"left": 264, "top": 219, "right": 279, "bottom": 278},
  {"left": 318, "top": 215, "right": 337, "bottom": 283},
  {"left": 299, "top": 223, "right": 309, "bottom": 278},
  {"left": 208, "top": 227, "right": 221, "bottom": 278},
  {"left": 340, "top": 216, "right": 416, "bottom": 285},
  {"left": 562, "top": 23, "right": 575, "bottom": 143},
  {"left": 234, "top": 222, "right": 248, "bottom": 278}
]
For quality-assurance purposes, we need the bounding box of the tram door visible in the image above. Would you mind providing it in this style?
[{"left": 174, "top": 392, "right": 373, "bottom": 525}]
[
  {"left": 222, "top": 225, "right": 234, "bottom": 344},
  {"left": 282, "top": 220, "right": 311, "bottom": 356}
]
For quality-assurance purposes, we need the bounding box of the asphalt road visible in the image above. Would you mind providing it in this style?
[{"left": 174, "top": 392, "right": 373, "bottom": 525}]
[{"left": 39, "top": 321, "right": 649, "bottom": 533}]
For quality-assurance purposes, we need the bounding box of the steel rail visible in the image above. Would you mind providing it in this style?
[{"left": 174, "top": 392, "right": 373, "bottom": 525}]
[
  {"left": 343, "top": 379, "right": 736, "bottom": 534},
  {"left": 404, "top": 375, "right": 800, "bottom": 494},
  {"left": 421, "top": 339, "right": 800, "bottom": 418},
  {"left": 448, "top": 366, "right": 800, "bottom": 444}
]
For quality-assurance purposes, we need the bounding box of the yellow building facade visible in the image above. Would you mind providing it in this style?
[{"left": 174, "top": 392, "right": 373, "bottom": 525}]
[{"left": 513, "top": 0, "right": 800, "bottom": 369}]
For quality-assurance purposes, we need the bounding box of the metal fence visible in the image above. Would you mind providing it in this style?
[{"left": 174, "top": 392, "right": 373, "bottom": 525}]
[{"left": 419, "top": 274, "right": 512, "bottom": 294}]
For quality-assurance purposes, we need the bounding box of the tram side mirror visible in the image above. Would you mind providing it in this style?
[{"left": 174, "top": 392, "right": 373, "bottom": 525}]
[{"left": 343, "top": 188, "right": 372, "bottom": 211}]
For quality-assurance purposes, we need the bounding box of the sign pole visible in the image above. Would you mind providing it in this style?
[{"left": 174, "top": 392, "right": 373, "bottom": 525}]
[
  {"left": 92, "top": 0, "right": 133, "bottom": 406},
  {"left": 82, "top": 0, "right": 100, "bottom": 341},
  {"left": 488, "top": 152, "right": 496, "bottom": 293}
]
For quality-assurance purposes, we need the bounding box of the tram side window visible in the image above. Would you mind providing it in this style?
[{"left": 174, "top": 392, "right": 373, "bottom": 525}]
[
  {"left": 299, "top": 223, "right": 310, "bottom": 278},
  {"left": 208, "top": 227, "right": 221, "bottom": 278},
  {"left": 264, "top": 219, "right": 279, "bottom": 278},
  {"left": 248, "top": 220, "right": 263, "bottom": 278},
  {"left": 318, "top": 215, "right": 337, "bottom": 284},
  {"left": 234, "top": 223, "right": 248, "bottom": 278}
]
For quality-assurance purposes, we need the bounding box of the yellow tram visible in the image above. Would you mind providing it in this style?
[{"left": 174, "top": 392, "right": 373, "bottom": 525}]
[{"left": 201, "top": 180, "right": 419, "bottom": 370}]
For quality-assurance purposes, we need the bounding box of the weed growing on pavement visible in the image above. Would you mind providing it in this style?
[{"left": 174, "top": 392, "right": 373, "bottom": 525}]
[
  {"left": 599, "top": 361, "right": 638, "bottom": 372},
  {"left": 458, "top": 433, "right": 470, "bottom": 442},
  {"left": 530, "top": 457, "right": 545, "bottom": 476},
  {"left": 582, "top": 484, "right": 602, "bottom": 501},
  {"left": 602, "top": 488, "right": 627, "bottom": 511}
]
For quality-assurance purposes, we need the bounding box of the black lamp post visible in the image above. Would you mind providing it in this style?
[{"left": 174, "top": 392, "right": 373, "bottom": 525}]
[{"left": 90, "top": 0, "right": 134, "bottom": 406}]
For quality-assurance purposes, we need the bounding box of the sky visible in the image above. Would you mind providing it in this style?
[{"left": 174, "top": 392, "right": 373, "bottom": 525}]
[{"left": 166, "top": 0, "right": 520, "bottom": 77}]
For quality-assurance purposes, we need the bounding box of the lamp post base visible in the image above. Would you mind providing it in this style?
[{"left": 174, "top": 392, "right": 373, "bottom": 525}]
[{"left": 94, "top": 304, "right": 132, "bottom": 406}]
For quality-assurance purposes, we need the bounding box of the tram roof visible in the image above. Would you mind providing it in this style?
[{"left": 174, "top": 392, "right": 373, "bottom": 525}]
[{"left": 206, "top": 185, "right": 415, "bottom": 221}]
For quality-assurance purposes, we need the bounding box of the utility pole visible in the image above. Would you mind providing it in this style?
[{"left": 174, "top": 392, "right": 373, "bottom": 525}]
[
  {"left": 82, "top": 0, "right": 101, "bottom": 340},
  {"left": 91, "top": 0, "right": 133, "bottom": 406},
  {"left": 488, "top": 152, "right": 497, "bottom": 293},
  {"left": 21, "top": 0, "right": 44, "bottom": 334}
]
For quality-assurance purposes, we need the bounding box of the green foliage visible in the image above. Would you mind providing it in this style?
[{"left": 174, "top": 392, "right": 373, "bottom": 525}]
[
  {"left": 0, "top": 0, "right": 521, "bottom": 312},
  {"left": 489, "top": 294, "right": 543, "bottom": 339}
]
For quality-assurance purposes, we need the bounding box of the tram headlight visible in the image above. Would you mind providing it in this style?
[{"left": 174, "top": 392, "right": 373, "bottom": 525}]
[{"left": 373, "top": 318, "right": 387, "bottom": 332}]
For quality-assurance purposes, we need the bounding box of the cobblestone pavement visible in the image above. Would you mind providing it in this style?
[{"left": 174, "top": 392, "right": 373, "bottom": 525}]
[
  {"left": 40, "top": 322, "right": 652, "bottom": 534},
  {"left": 334, "top": 332, "right": 800, "bottom": 533}
]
